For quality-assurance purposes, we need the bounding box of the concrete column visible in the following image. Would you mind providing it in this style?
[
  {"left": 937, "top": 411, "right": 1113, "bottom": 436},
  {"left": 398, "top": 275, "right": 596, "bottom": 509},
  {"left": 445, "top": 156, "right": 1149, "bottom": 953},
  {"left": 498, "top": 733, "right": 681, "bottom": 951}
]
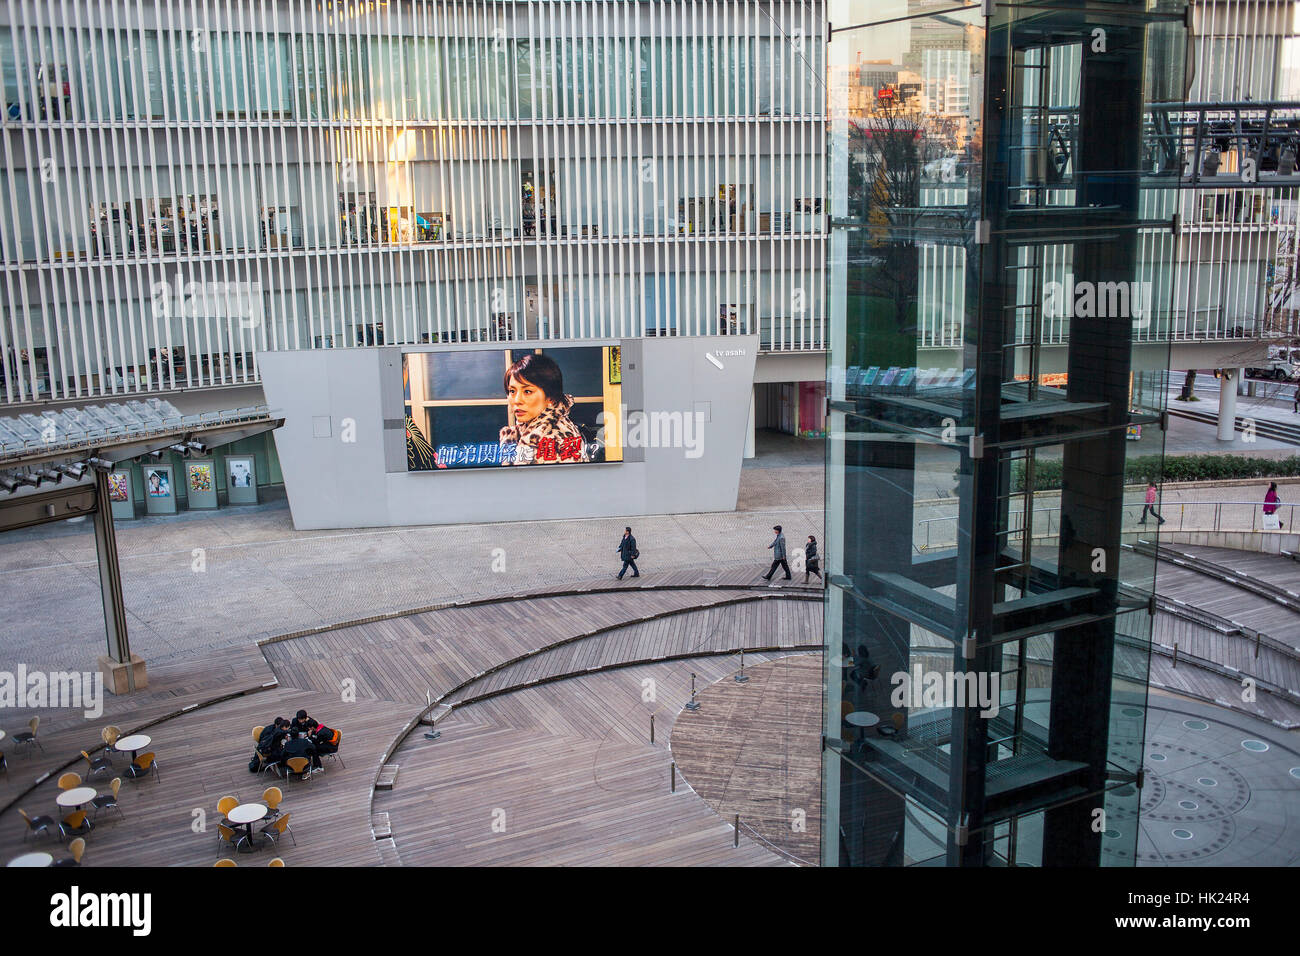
[
  {"left": 744, "top": 385, "right": 756, "bottom": 459},
  {"left": 1217, "top": 368, "right": 1239, "bottom": 441}
]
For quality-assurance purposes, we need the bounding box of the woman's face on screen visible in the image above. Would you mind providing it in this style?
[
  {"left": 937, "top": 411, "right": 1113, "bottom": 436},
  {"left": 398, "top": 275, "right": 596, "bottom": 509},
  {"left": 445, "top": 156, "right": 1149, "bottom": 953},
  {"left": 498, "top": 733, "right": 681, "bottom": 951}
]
[{"left": 507, "top": 374, "right": 549, "bottom": 424}]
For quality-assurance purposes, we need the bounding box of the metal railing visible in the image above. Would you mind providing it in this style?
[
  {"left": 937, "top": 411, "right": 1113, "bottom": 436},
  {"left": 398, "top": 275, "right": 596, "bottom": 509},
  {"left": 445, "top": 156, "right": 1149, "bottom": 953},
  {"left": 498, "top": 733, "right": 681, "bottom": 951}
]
[{"left": 917, "top": 499, "right": 1299, "bottom": 552}]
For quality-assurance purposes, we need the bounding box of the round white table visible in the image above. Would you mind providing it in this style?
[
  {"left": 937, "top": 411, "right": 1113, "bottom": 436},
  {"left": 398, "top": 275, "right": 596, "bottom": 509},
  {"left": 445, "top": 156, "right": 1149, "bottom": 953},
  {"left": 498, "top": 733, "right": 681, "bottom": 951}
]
[
  {"left": 226, "top": 803, "right": 267, "bottom": 853},
  {"left": 114, "top": 734, "right": 150, "bottom": 758},
  {"left": 830, "top": 656, "right": 855, "bottom": 669},
  {"left": 57, "top": 786, "right": 98, "bottom": 831},
  {"left": 57, "top": 786, "right": 97, "bottom": 809},
  {"left": 8, "top": 852, "right": 52, "bottom": 867},
  {"left": 845, "top": 711, "right": 880, "bottom": 729}
]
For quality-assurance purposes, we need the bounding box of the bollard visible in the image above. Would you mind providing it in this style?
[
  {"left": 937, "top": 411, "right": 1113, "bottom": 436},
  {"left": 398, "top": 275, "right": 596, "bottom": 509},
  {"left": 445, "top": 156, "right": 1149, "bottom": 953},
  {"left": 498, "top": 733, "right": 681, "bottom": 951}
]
[
  {"left": 684, "top": 672, "right": 701, "bottom": 710},
  {"left": 1172, "top": 642, "right": 1178, "bottom": 668},
  {"left": 671, "top": 761, "right": 676, "bottom": 793},
  {"left": 650, "top": 714, "right": 655, "bottom": 744},
  {"left": 733, "top": 814, "right": 739, "bottom": 848},
  {"left": 735, "top": 648, "right": 750, "bottom": 683}
]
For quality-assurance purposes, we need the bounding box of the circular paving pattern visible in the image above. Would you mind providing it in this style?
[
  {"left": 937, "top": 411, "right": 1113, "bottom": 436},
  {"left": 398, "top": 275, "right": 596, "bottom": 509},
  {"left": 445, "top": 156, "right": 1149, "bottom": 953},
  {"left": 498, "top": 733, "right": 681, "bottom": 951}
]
[{"left": 1126, "top": 709, "right": 1300, "bottom": 866}]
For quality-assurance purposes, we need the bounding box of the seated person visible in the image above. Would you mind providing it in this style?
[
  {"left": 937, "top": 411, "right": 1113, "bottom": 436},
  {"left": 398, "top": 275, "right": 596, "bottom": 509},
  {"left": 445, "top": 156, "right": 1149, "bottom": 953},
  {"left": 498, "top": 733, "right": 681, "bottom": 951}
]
[
  {"left": 290, "top": 709, "right": 316, "bottom": 737},
  {"left": 312, "top": 724, "right": 342, "bottom": 758},
  {"left": 280, "top": 731, "right": 321, "bottom": 775},
  {"left": 258, "top": 718, "right": 290, "bottom": 756}
]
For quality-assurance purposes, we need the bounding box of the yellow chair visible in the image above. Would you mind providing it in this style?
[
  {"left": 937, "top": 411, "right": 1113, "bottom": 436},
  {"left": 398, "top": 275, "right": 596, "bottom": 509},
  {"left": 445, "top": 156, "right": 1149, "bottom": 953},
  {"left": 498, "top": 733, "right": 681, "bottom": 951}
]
[
  {"left": 53, "top": 837, "right": 85, "bottom": 867},
  {"left": 252, "top": 725, "right": 264, "bottom": 743},
  {"left": 261, "top": 786, "right": 283, "bottom": 819},
  {"left": 213, "top": 859, "right": 237, "bottom": 867},
  {"left": 59, "top": 810, "right": 90, "bottom": 839},
  {"left": 216, "top": 823, "right": 246, "bottom": 855},
  {"left": 283, "top": 756, "right": 310, "bottom": 782},
  {"left": 262, "top": 812, "right": 295, "bottom": 847},
  {"left": 91, "top": 778, "right": 124, "bottom": 820},
  {"left": 101, "top": 726, "right": 122, "bottom": 761},
  {"left": 267, "top": 857, "right": 285, "bottom": 867},
  {"left": 57, "top": 772, "right": 82, "bottom": 791},
  {"left": 126, "top": 751, "right": 159, "bottom": 782},
  {"left": 13, "top": 716, "right": 42, "bottom": 755},
  {"left": 81, "top": 749, "right": 113, "bottom": 779},
  {"left": 217, "top": 795, "right": 240, "bottom": 819},
  {"left": 18, "top": 808, "right": 55, "bottom": 841}
]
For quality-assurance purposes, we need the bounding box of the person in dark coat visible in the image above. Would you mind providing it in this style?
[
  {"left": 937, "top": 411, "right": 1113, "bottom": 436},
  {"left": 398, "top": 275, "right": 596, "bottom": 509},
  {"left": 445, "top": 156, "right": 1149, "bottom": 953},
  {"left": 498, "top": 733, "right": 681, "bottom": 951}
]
[
  {"left": 763, "top": 525, "right": 791, "bottom": 582},
  {"left": 258, "top": 717, "right": 290, "bottom": 757},
  {"left": 281, "top": 732, "right": 321, "bottom": 775},
  {"left": 616, "top": 526, "right": 640, "bottom": 579},
  {"left": 291, "top": 709, "right": 315, "bottom": 737},
  {"left": 804, "top": 534, "right": 822, "bottom": 584}
]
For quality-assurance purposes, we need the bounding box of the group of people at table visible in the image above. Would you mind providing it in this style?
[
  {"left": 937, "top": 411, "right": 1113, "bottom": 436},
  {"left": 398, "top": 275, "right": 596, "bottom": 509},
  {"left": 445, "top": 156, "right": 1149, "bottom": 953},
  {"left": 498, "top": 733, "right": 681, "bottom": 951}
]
[{"left": 255, "top": 709, "right": 342, "bottom": 777}]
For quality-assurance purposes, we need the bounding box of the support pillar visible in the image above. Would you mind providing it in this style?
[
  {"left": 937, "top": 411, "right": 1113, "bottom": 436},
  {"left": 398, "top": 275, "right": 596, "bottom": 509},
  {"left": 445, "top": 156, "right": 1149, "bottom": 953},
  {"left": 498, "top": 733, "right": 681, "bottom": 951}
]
[
  {"left": 92, "top": 467, "right": 146, "bottom": 694},
  {"left": 744, "top": 385, "right": 756, "bottom": 459},
  {"left": 1217, "top": 369, "right": 1239, "bottom": 442}
]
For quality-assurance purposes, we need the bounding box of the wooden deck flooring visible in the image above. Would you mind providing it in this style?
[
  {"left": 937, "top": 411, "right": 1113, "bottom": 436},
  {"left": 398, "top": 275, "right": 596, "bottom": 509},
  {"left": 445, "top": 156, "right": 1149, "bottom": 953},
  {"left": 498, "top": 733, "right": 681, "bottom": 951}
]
[
  {"left": 670, "top": 655, "right": 823, "bottom": 865},
  {"left": 374, "top": 655, "right": 805, "bottom": 866},
  {"left": 1, "top": 575, "right": 824, "bottom": 866}
]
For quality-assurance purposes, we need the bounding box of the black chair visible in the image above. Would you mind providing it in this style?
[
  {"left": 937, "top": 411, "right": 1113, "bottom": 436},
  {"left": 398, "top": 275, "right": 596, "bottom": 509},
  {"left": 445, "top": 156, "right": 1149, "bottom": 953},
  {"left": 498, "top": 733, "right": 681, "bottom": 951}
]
[
  {"left": 91, "top": 779, "right": 125, "bottom": 820},
  {"left": 12, "top": 717, "right": 42, "bottom": 756},
  {"left": 18, "top": 809, "right": 54, "bottom": 841}
]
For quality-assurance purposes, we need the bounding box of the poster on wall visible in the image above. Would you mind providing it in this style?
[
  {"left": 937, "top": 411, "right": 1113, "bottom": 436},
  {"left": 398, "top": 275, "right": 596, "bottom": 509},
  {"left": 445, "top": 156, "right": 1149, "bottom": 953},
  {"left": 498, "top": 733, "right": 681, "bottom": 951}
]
[
  {"left": 143, "top": 464, "right": 176, "bottom": 515},
  {"left": 145, "top": 467, "right": 171, "bottom": 497},
  {"left": 189, "top": 463, "right": 213, "bottom": 493},
  {"left": 403, "top": 345, "right": 624, "bottom": 471},
  {"left": 107, "top": 473, "right": 130, "bottom": 502},
  {"left": 226, "top": 455, "right": 258, "bottom": 504},
  {"left": 187, "top": 461, "right": 219, "bottom": 509}
]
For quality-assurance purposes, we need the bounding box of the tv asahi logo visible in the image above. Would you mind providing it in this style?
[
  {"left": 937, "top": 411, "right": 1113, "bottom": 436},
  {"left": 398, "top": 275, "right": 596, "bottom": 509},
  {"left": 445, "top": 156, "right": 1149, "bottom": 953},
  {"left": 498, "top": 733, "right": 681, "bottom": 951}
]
[
  {"left": 49, "top": 887, "right": 151, "bottom": 936},
  {"left": 1043, "top": 274, "right": 1153, "bottom": 328}
]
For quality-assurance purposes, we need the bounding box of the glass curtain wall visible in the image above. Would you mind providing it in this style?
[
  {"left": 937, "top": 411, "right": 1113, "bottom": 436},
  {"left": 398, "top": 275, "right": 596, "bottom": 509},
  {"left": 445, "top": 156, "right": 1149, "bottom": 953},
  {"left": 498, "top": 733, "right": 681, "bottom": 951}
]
[{"left": 824, "top": 0, "right": 1186, "bottom": 866}]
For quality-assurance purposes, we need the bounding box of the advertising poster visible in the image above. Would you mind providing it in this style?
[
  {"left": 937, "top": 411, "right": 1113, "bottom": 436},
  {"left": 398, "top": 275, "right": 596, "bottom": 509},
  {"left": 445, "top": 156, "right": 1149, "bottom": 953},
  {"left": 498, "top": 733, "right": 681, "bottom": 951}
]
[
  {"left": 145, "top": 468, "right": 171, "bottom": 497},
  {"left": 229, "top": 460, "right": 253, "bottom": 488},
  {"left": 189, "top": 463, "right": 213, "bottom": 493},
  {"left": 107, "top": 473, "right": 130, "bottom": 502},
  {"left": 403, "top": 345, "right": 623, "bottom": 471}
]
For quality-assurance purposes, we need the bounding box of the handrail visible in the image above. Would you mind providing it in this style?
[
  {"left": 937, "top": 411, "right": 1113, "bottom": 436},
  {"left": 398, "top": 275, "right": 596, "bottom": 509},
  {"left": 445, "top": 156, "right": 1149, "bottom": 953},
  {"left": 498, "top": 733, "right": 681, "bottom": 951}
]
[{"left": 917, "top": 500, "right": 1300, "bottom": 551}]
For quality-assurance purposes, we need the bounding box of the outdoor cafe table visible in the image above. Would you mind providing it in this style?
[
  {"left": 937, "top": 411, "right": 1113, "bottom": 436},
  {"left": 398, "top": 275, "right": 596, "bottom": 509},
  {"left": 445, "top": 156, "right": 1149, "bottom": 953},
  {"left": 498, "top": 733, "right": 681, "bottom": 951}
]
[
  {"left": 114, "top": 734, "right": 151, "bottom": 759},
  {"left": 57, "top": 787, "right": 98, "bottom": 829},
  {"left": 8, "top": 852, "right": 53, "bottom": 867},
  {"left": 227, "top": 803, "right": 268, "bottom": 853}
]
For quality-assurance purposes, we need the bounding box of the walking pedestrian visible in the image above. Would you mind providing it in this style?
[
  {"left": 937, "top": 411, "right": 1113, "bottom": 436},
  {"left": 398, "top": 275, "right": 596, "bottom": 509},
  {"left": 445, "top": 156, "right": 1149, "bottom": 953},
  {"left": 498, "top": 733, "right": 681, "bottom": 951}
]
[
  {"left": 804, "top": 534, "right": 822, "bottom": 584},
  {"left": 1264, "top": 481, "right": 1285, "bottom": 529},
  {"left": 763, "top": 525, "right": 792, "bottom": 582},
  {"left": 1138, "top": 479, "right": 1165, "bottom": 525},
  {"left": 616, "top": 526, "right": 640, "bottom": 579},
  {"left": 1293, "top": 384, "right": 1299, "bottom": 414}
]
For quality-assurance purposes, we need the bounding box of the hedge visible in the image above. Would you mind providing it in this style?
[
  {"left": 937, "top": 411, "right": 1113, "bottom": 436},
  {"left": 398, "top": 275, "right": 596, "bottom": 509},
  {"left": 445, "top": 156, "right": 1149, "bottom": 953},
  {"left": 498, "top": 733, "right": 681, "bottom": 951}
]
[{"left": 1010, "top": 455, "right": 1300, "bottom": 492}]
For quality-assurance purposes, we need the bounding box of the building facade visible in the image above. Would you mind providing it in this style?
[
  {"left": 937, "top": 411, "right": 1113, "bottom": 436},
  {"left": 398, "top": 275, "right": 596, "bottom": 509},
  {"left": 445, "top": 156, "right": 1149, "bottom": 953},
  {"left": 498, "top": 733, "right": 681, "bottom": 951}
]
[{"left": 1, "top": 0, "right": 826, "bottom": 421}]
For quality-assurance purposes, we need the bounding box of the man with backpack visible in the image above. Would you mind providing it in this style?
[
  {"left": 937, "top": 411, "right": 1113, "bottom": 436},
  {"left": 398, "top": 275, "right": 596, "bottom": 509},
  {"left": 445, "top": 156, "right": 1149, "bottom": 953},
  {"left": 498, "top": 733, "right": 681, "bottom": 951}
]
[{"left": 616, "top": 526, "right": 640, "bottom": 579}]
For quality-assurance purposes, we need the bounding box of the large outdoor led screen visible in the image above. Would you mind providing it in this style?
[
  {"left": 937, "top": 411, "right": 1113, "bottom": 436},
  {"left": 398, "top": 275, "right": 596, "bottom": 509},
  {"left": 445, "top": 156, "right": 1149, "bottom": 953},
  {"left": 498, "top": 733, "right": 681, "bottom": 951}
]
[{"left": 403, "top": 345, "right": 623, "bottom": 470}]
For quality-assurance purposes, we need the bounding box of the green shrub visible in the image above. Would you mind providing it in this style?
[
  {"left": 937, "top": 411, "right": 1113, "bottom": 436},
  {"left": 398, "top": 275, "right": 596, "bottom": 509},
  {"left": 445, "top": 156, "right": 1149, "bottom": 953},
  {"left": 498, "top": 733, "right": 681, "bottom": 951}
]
[{"left": 1010, "top": 455, "right": 1300, "bottom": 492}]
